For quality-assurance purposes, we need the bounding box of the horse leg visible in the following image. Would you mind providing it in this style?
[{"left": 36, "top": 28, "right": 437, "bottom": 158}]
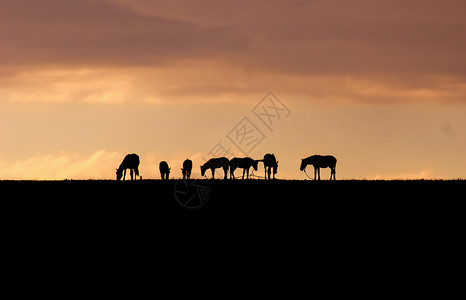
[
  {"left": 211, "top": 168, "right": 215, "bottom": 179},
  {"left": 123, "top": 169, "right": 126, "bottom": 181},
  {"left": 224, "top": 167, "right": 227, "bottom": 180},
  {"left": 267, "top": 167, "right": 271, "bottom": 180},
  {"left": 318, "top": 168, "right": 321, "bottom": 180},
  {"left": 314, "top": 167, "right": 317, "bottom": 180},
  {"left": 246, "top": 168, "right": 249, "bottom": 179},
  {"left": 130, "top": 169, "right": 134, "bottom": 180}
]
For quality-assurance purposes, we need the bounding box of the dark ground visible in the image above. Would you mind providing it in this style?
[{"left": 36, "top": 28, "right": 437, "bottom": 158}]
[
  {"left": 2, "top": 179, "right": 463, "bottom": 288},
  {"left": 2, "top": 179, "right": 463, "bottom": 224}
]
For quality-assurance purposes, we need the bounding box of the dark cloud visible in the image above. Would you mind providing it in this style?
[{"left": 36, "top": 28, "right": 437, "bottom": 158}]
[
  {"left": 0, "top": 0, "right": 248, "bottom": 67},
  {"left": 1, "top": 0, "right": 466, "bottom": 103}
]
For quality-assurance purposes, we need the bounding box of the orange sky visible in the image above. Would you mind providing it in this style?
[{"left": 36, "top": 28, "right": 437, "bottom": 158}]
[{"left": 1, "top": 0, "right": 465, "bottom": 179}]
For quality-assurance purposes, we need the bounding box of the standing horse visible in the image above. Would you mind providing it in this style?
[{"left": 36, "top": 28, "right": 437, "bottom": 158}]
[
  {"left": 200, "top": 157, "right": 229, "bottom": 179},
  {"left": 300, "top": 155, "right": 337, "bottom": 180},
  {"left": 229, "top": 157, "right": 259, "bottom": 179},
  {"left": 159, "top": 161, "right": 171, "bottom": 180},
  {"left": 181, "top": 159, "right": 192, "bottom": 180},
  {"left": 261, "top": 153, "right": 278, "bottom": 180},
  {"left": 116, "top": 153, "right": 140, "bottom": 181}
]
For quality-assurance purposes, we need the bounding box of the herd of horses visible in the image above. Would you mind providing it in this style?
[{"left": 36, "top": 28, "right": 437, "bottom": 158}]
[{"left": 116, "top": 153, "right": 337, "bottom": 181}]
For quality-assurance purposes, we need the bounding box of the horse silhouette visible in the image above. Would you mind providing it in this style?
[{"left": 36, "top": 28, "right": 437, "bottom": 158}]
[
  {"left": 200, "top": 157, "right": 229, "bottom": 179},
  {"left": 229, "top": 157, "right": 258, "bottom": 179},
  {"left": 300, "top": 155, "right": 337, "bottom": 180},
  {"left": 159, "top": 161, "right": 171, "bottom": 180},
  {"left": 260, "top": 153, "right": 278, "bottom": 180},
  {"left": 116, "top": 153, "right": 140, "bottom": 181},
  {"left": 181, "top": 159, "right": 192, "bottom": 180}
]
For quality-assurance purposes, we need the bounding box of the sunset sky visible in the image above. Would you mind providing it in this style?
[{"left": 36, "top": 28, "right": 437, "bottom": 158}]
[{"left": 1, "top": 0, "right": 466, "bottom": 179}]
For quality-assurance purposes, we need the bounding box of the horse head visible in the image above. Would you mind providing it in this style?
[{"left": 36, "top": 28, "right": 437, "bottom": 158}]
[
  {"left": 116, "top": 168, "right": 123, "bottom": 181},
  {"left": 300, "top": 158, "right": 306, "bottom": 171},
  {"left": 273, "top": 161, "right": 279, "bottom": 174},
  {"left": 200, "top": 165, "right": 207, "bottom": 176}
]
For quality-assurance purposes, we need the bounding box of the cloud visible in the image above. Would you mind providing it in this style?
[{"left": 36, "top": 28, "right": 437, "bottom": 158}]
[
  {"left": 0, "top": 0, "right": 248, "bottom": 68},
  {"left": 371, "top": 168, "right": 435, "bottom": 180},
  {"left": 1, "top": 0, "right": 466, "bottom": 104},
  {"left": 0, "top": 150, "right": 210, "bottom": 180},
  {"left": 110, "top": 0, "right": 466, "bottom": 77},
  {"left": 0, "top": 150, "right": 122, "bottom": 180},
  {"left": 0, "top": 68, "right": 133, "bottom": 103}
]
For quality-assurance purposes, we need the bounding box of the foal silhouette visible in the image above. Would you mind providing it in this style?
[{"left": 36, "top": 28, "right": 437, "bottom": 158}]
[
  {"left": 229, "top": 157, "right": 258, "bottom": 179},
  {"left": 260, "top": 153, "right": 278, "bottom": 180},
  {"left": 159, "top": 161, "right": 171, "bottom": 180},
  {"left": 300, "top": 155, "right": 337, "bottom": 180},
  {"left": 201, "top": 157, "right": 229, "bottom": 179},
  {"left": 181, "top": 159, "right": 192, "bottom": 180},
  {"left": 116, "top": 153, "right": 140, "bottom": 181}
]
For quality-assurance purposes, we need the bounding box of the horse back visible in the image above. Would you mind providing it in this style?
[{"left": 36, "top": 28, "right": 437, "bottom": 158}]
[
  {"left": 208, "top": 157, "right": 229, "bottom": 168},
  {"left": 159, "top": 161, "right": 169, "bottom": 171},
  {"left": 263, "top": 153, "right": 277, "bottom": 167},
  {"left": 230, "top": 157, "right": 253, "bottom": 168},
  {"left": 320, "top": 155, "right": 337, "bottom": 168},
  {"left": 183, "top": 159, "right": 192, "bottom": 171},
  {"left": 121, "top": 153, "right": 140, "bottom": 169}
]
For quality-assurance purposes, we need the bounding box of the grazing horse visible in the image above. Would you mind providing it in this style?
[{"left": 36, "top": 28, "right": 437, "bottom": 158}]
[
  {"left": 181, "top": 159, "right": 192, "bottom": 180},
  {"left": 116, "top": 153, "right": 140, "bottom": 181},
  {"left": 300, "top": 155, "right": 337, "bottom": 180},
  {"left": 261, "top": 153, "right": 278, "bottom": 180},
  {"left": 229, "top": 157, "right": 259, "bottom": 179},
  {"left": 200, "top": 157, "right": 229, "bottom": 179},
  {"left": 159, "top": 161, "right": 171, "bottom": 180}
]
